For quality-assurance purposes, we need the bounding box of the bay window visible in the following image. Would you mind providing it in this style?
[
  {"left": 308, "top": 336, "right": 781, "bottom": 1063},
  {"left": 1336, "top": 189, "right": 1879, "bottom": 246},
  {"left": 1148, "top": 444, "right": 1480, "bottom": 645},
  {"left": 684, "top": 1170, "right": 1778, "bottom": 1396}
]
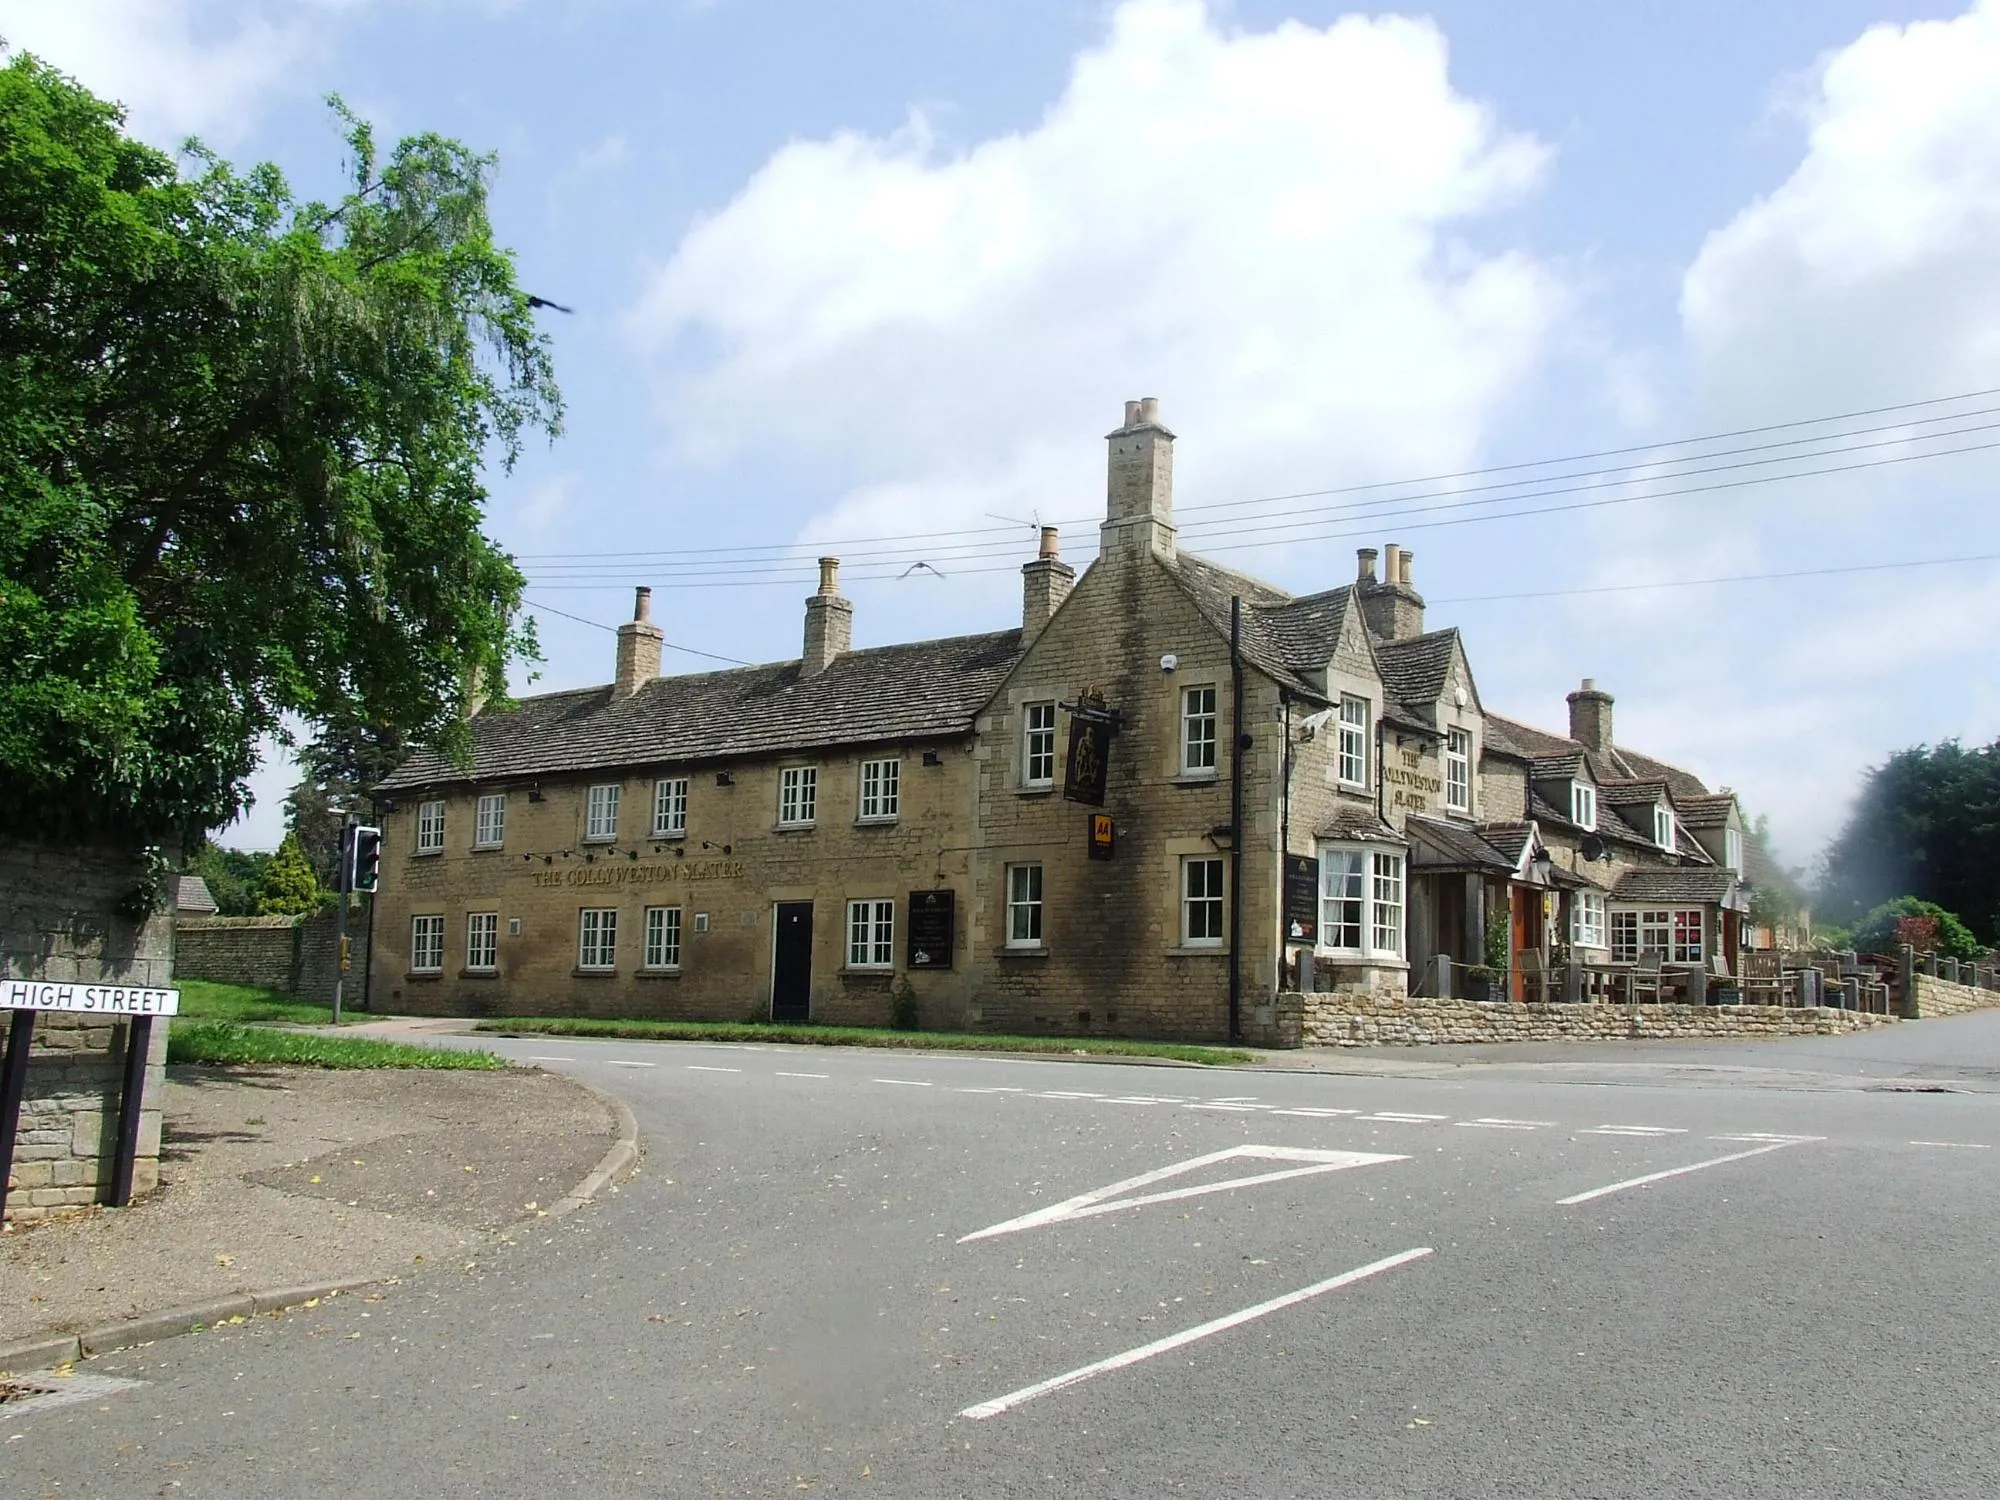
[{"left": 1318, "top": 844, "right": 1404, "bottom": 958}]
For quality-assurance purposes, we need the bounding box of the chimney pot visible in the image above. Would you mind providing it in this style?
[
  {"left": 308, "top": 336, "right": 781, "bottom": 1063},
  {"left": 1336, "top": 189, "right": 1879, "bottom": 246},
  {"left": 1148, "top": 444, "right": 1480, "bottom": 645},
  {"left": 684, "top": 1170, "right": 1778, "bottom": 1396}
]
[
  {"left": 1399, "top": 549, "right": 1415, "bottom": 587},
  {"left": 633, "top": 585, "right": 652, "bottom": 622},
  {"left": 1137, "top": 396, "right": 1160, "bottom": 425},
  {"left": 1038, "top": 525, "right": 1060, "bottom": 560},
  {"left": 817, "top": 557, "right": 840, "bottom": 596},
  {"left": 1123, "top": 399, "right": 1142, "bottom": 427},
  {"left": 1357, "top": 547, "right": 1378, "bottom": 584},
  {"left": 1581, "top": 677, "right": 1596, "bottom": 691}
]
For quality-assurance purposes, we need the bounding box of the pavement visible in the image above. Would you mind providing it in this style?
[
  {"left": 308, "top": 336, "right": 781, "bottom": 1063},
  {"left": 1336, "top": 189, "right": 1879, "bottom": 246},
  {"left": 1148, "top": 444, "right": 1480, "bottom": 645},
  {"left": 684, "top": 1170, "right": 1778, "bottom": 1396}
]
[
  {"left": 5, "top": 1012, "right": 2000, "bottom": 1497},
  {"left": 2, "top": 1061, "right": 628, "bottom": 1366}
]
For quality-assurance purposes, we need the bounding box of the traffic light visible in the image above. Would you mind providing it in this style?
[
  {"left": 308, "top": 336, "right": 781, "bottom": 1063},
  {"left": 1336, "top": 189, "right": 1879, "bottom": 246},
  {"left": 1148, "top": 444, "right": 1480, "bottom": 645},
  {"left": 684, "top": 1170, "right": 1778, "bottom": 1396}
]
[{"left": 350, "top": 825, "right": 383, "bottom": 894}]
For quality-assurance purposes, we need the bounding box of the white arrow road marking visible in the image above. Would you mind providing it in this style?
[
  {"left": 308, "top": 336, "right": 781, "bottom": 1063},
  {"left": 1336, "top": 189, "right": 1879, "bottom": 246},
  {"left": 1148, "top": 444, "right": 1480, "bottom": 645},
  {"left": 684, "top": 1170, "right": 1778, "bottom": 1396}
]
[
  {"left": 958, "top": 1247, "right": 1433, "bottom": 1420},
  {"left": 959, "top": 1144, "right": 1405, "bottom": 1243},
  {"left": 1559, "top": 1138, "right": 1815, "bottom": 1205}
]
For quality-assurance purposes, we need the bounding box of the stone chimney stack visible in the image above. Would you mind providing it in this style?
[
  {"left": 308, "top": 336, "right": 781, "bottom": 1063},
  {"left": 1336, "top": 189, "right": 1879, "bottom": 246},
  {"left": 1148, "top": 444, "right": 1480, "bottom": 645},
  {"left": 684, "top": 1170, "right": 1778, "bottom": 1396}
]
[
  {"left": 1102, "top": 395, "right": 1177, "bottom": 563},
  {"left": 801, "top": 556, "right": 853, "bottom": 678},
  {"left": 613, "top": 586, "right": 664, "bottom": 700},
  {"left": 1358, "top": 539, "right": 1426, "bottom": 641},
  {"left": 1020, "top": 526, "right": 1075, "bottom": 645},
  {"left": 1567, "top": 677, "right": 1614, "bottom": 754}
]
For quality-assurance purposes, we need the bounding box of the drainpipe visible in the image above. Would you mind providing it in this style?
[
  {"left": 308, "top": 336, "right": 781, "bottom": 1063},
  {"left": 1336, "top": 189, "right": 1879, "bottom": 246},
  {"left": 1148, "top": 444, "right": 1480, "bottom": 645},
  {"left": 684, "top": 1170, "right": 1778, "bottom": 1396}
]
[
  {"left": 1279, "top": 690, "right": 1293, "bottom": 994},
  {"left": 1228, "top": 596, "right": 1245, "bottom": 1043}
]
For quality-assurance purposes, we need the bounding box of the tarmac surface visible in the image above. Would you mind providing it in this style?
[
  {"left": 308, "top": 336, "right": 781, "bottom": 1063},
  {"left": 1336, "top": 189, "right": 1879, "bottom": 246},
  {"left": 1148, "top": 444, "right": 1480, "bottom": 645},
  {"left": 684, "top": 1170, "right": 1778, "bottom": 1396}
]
[{"left": 6, "top": 1011, "right": 2000, "bottom": 1497}]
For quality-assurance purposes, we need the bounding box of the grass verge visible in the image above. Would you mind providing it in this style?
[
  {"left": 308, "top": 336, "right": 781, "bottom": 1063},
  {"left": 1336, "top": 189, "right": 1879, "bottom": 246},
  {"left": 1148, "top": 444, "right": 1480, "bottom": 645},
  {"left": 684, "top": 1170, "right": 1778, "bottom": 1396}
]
[
  {"left": 169, "top": 1020, "right": 504, "bottom": 1070},
  {"left": 472, "top": 1017, "right": 1254, "bottom": 1066},
  {"left": 176, "top": 978, "right": 340, "bottom": 1026}
]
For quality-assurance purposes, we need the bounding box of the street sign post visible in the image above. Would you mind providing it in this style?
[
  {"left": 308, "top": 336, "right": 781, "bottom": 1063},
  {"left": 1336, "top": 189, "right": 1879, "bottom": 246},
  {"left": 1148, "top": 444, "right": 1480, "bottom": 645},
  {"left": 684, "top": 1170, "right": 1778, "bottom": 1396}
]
[{"left": 0, "top": 981, "right": 180, "bottom": 1221}]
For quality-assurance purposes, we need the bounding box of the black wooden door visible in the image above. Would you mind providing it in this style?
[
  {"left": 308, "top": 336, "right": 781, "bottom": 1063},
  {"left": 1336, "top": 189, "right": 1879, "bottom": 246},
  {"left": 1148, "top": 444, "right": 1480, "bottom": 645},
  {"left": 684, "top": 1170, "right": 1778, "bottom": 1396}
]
[{"left": 771, "top": 902, "right": 813, "bottom": 1021}]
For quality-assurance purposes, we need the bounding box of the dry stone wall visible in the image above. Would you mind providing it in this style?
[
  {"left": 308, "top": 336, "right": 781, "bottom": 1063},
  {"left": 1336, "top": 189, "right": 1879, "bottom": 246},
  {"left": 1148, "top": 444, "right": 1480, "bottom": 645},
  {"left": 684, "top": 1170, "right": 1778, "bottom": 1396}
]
[
  {"left": 1911, "top": 973, "right": 2000, "bottom": 1019},
  {"left": 1299, "top": 992, "right": 1892, "bottom": 1047},
  {"left": 173, "top": 908, "right": 371, "bottom": 1005}
]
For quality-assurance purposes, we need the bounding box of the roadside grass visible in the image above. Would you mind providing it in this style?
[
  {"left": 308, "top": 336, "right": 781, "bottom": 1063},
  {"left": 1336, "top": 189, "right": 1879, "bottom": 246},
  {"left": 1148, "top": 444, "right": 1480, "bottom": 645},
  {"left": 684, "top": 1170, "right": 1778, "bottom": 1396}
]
[
  {"left": 175, "top": 978, "right": 339, "bottom": 1027},
  {"left": 472, "top": 1017, "right": 1254, "bottom": 1066},
  {"left": 169, "top": 1020, "right": 504, "bottom": 1070}
]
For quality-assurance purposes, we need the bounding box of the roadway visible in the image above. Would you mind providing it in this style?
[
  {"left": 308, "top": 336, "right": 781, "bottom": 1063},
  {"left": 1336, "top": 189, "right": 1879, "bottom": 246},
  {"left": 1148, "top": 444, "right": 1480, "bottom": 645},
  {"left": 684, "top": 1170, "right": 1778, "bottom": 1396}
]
[{"left": 9, "top": 1013, "right": 2000, "bottom": 1497}]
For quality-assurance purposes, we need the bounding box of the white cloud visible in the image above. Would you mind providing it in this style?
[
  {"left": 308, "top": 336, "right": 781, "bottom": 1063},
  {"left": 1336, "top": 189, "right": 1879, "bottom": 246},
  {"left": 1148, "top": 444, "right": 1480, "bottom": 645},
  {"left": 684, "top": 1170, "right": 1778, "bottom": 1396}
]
[
  {"left": 0, "top": 0, "right": 343, "bottom": 146},
  {"left": 634, "top": 0, "right": 1565, "bottom": 594}
]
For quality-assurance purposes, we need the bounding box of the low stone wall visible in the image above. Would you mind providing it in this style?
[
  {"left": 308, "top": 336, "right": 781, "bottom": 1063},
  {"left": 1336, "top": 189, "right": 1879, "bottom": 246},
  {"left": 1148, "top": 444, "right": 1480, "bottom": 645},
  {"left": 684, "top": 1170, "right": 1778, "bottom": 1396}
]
[
  {"left": 1299, "top": 993, "right": 1894, "bottom": 1047},
  {"left": 3, "top": 841, "right": 173, "bottom": 1224},
  {"left": 9, "top": 1015, "right": 168, "bottom": 1219},
  {"left": 1911, "top": 973, "right": 2000, "bottom": 1019},
  {"left": 175, "top": 908, "right": 371, "bottom": 1004}
]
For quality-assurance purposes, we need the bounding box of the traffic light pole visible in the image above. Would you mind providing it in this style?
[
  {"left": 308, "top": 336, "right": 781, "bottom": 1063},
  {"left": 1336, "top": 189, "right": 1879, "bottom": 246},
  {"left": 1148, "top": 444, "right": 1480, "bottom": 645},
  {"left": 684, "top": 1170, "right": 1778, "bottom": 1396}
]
[{"left": 333, "top": 817, "right": 354, "bottom": 1027}]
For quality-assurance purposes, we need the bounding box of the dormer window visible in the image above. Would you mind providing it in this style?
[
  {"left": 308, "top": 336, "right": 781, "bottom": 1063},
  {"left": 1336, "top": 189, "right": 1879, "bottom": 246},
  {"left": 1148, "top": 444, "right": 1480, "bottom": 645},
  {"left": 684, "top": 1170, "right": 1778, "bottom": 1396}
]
[
  {"left": 1724, "top": 827, "right": 1742, "bottom": 873},
  {"left": 1570, "top": 782, "right": 1596, "bottom": 831},
  {"left": 1654, "top": 804, "right": 1675, "bottom": 850}
]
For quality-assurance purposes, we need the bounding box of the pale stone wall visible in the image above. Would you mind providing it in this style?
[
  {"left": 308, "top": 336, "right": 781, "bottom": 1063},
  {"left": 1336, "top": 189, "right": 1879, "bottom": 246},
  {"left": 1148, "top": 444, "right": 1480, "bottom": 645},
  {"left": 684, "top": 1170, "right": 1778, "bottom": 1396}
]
[
  {"left": 967, "top": 548, "right": 1264, "bottom": 1041},
  {"left": 1299, "top": 992, "right": 1892, "bottom": 1047},
  {"left": 176, "top": 910, "right": 372, "bottom": 1005},
  {"left": 369, "top": 739, "right": 980, "bottom": 1028},
  {"left": 2, "top": 843, "right": 173, "bottom": 1224},
  {"left": 1911, "top": 973, "right": 2000, "bottom": 1019}
]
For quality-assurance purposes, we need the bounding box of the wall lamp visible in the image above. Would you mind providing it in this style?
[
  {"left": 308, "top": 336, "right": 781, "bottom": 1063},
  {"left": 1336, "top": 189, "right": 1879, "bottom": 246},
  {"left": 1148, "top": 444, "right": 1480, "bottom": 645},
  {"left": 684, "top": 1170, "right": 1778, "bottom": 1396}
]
[
  {"left": 715, "top": 771, "right": 734, "bottom": 787},
  {"left": 1206, "top": 823, "right": 1236, "bottom": 850},
  {"left": 922, "top": 749, "right": 943, "bottom": 767}
]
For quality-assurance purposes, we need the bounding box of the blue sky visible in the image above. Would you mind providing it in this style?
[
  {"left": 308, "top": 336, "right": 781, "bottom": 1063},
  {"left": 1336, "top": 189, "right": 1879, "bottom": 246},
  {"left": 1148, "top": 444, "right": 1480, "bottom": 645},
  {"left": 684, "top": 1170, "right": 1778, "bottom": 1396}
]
[{"left": 6, "top": 0, "right": 1998, "bottom": 869}]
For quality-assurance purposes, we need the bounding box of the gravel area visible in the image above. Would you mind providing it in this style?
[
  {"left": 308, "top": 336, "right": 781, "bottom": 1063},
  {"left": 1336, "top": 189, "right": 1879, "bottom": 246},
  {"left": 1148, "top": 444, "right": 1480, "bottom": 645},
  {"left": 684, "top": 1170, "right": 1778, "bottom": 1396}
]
[{"left": 2, "top": 1063, "right": 619, "bottom": 1347}]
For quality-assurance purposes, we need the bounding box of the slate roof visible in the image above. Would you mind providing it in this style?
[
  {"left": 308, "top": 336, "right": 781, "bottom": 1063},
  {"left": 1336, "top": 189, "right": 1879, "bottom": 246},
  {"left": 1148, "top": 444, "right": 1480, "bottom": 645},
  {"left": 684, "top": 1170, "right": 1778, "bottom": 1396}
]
[
  {"left": 1612, "top": 747, "right": 1710, "bottom": 801},
  {"left": 174, "top": 875, "right": 218, "bottom": 914},
  {"left": 1373, "top": 629, "right": 1463, "bottom": 719},
  {"left": 1480, "top": 712, "right": 1714, "bottom": 804},
  {"left": 1599, "top": 779, "right": 1669, "bottom": 807},
  {"left": 377, "top": 628, "right": 1026, "bottom": 793},
  {"left": 1613, "top": 867, "right": 1745, "bottom": 906},
  {"left": 1311, "top": 805, "right": 1403, "bottom": 842},
  {"left": 1675, "top": 792, "right": 1738, "bottom": 826},
  {"left": 1158, "top": 552, "right": 1320, "bottom": 695},
  {"left": 1479, "top": 823, "right": 1537, "bottom": 866},
  {"left": 1405, "top": 814, "right": 1518, "bottom": 873}
]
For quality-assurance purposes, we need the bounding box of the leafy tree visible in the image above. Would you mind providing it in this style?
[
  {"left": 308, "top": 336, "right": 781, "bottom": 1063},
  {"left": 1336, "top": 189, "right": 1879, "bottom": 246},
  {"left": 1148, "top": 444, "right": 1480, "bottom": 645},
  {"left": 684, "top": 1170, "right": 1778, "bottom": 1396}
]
[
  {"left": 284, "top": 718, "right": 407, "bottom": 887},
  {"left": 1816, "top": 740, "right": 2000, "bottom": 944},
  {"left": 254, "top": 832, "right": 322, "bottom": 916},
  {"left": 185, "top": 840, "right": 270, "bottom": 915},
  {"left": 0, "top": 51, "right": 558, "bottom": 857},
  {"left": 1849, "top": 898, "right": 1983, "bottom": 962}
]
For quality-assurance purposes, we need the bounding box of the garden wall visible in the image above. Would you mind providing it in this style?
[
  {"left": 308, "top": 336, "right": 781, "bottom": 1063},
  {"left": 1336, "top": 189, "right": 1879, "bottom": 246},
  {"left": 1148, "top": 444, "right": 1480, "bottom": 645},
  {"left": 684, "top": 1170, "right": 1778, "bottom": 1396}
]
[
  {"left": 1298, "top": 993, "right": 1893, "bottom": 1047},
  {"left": 1, "top": 842, "right": 172, "bottom": 1224},
  {"left": 175, "top": 907, "right": 371, "bottom": 1005}
]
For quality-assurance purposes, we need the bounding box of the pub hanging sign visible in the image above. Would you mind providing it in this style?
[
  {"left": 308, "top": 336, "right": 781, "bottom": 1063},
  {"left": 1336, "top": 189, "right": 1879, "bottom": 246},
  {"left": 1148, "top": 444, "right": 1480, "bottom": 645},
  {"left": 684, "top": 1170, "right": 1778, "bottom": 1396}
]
[
  {"left": 1061, "top": 690, "right": 1122, "bottom": 807},
  {"left": 1283, "top": 853, "right": 1320, "bottom": 946}
]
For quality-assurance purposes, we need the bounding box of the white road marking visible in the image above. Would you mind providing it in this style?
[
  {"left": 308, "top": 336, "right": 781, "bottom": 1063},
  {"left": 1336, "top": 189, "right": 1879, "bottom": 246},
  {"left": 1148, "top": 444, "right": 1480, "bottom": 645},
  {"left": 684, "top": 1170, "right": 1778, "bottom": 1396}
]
[
  {"left": 1112, "top": 1095, "right": 1189, "bottom": 1105},
  {"left": 874, "top": 1078, "right": 933, "bottom": 1087},
  {"left": 524, "top": 1055, "right": 576, "bottom": 1063},
  {"left": 960, "top": 1145, "right": 1405, "bottom": 1243},
  {"left": 683, "top": 1064, "right": 736, "bottom": 1072},
  {"left": 1184, "top": 1103, "right": 1266, "bottom": 1113},
  {"left": 1037, "top": 1091, "right": 1105, "bottom": 1099},
  {"left": 607, "top": 1060, "right": 659, "bottom": 1069},
  {"left": 1208, "top": 1096, "right": 1261, "bottom": 1104},
  {"left": 1558, "top": 1139, "right": 1809, "bottom": 1206},
  {"left": 775, "top": 1071, "right": 830, "bottom": 1080},
  {"left": 1271, "top": 1108, "right": 1361, "bottom": 1118},
  {"left": 955, "top": 1086, "right": 1024, "bottom": 1095},
  {"left": 1359, "top": 1112, "right": 1449, "bottom": 1123},
  {"left": 958, "top": 1247, "right": 1432, "bottom": 1420},
  {"left": 1456, "top": 1118, "right": 1553, "bottom": 1130},
  {"left": 1712, "top": 1133, "right": 1819, "bottom": 1144},
  {"left": 1582, "top": 1125, "right": 1687, "bottom": 1136},
  {"left": 1910, "top": 1140, "right": 1991, "bottom": 1149}
]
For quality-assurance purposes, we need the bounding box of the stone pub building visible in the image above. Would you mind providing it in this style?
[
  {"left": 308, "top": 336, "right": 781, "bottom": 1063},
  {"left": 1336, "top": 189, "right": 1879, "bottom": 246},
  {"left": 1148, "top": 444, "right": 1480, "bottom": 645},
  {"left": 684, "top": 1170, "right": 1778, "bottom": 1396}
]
[{"left": 371, "top": 399, "right": 1752, "bottom": 1039}]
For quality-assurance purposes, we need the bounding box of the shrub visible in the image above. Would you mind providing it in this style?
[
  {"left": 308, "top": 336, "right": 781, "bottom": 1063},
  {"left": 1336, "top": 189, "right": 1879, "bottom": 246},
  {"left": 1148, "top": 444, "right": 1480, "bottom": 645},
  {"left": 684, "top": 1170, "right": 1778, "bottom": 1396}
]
[
  {"left": 888, "top": 976, "right": 920, "bottom": 1031},
  {"left": 1851, "top": 897, "right": 1982, "bottom": 962}
]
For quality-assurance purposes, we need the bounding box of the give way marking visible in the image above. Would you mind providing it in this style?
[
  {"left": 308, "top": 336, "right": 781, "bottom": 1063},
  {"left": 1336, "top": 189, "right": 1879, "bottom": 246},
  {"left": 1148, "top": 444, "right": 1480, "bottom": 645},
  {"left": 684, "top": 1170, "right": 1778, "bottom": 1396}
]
[{"left": 959, "top": 1144, "right": 1405, "bottom": 1244}]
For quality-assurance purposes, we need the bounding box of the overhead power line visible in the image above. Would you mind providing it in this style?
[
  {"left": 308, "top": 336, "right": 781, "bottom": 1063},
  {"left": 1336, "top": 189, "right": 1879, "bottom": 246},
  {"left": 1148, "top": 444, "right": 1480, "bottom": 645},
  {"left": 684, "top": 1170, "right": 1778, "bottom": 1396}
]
[
  {"left": 519, "top": 597, "right": 755, "bottom": 665},
  {"left": 510, "top": 383, "right": 2000, "bottom": 568}
]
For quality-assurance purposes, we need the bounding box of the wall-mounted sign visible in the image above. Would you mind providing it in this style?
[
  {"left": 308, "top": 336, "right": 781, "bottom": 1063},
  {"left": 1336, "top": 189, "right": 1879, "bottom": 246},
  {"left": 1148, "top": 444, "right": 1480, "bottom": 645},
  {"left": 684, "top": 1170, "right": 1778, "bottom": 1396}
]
[
  {"left": 1, "top": 980, "right": 180, "bottom": 1016},
  {"left": 907, "top": 889, "right": 956, "bottom": 969},
  {"left": 1088, "top": 814, "right": 1115, "bottom": 861},
  {"left": 1283, "top": 854, "right": 1320, "bottom": 945},
  {"left": 531, "top": 859, "right": 744, "bottom": 890}
]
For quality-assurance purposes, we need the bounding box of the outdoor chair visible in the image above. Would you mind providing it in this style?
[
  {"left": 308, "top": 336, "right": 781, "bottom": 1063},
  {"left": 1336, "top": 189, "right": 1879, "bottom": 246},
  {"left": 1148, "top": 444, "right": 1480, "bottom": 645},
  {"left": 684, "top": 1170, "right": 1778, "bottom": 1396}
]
[
  {"left": 1739, "top": 951, "right": 1782, "bottom": 1006},
  {"left": 1627, "top": 948, "right": 1666, "bottom": 1004}
]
